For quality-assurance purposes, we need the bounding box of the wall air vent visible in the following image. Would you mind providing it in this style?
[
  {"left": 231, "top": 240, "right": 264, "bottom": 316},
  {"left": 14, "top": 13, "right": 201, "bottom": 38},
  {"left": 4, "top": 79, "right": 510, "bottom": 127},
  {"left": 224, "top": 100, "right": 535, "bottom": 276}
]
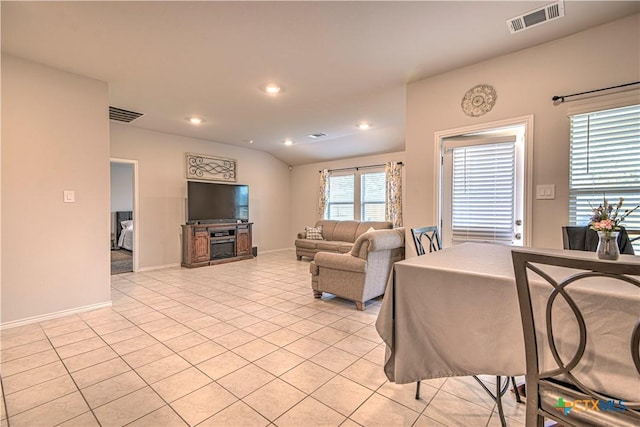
[
  {"left": 507, "top": 0, "right": 564, "bottom": 34},
  {"left": 109, "top": 106, "right": 143, "bottom": 123}
]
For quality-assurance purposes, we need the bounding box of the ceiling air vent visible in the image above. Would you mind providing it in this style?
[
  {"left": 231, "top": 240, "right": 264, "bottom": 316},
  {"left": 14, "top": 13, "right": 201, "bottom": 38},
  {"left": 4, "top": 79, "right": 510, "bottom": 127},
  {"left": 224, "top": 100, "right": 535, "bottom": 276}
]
[
  {"left": 507, "top": 0, "right": 564, "bottom": 34},
  {"left": 109, "top": 106, "right": 143, "bottom": 123},
  {"left": 308, "top": 132, "right": 328, "bottom": 139}
]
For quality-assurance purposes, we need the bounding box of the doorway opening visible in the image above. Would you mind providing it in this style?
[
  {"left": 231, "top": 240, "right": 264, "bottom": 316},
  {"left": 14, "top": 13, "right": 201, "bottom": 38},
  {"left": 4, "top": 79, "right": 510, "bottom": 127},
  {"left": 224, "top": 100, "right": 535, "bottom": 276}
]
[{"left": 110, "top": 158, "right": 139, "bottom": 274}]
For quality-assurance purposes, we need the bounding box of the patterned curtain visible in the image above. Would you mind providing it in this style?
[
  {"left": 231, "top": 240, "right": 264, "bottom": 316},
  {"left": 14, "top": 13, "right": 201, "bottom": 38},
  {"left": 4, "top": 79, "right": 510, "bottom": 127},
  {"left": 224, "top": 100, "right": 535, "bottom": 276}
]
[
  {"left": 385, "top": 162, "right": 403, "bottom": 227},
  {"left": 318, "top": 169, "right": 329, "bottom": 219}
]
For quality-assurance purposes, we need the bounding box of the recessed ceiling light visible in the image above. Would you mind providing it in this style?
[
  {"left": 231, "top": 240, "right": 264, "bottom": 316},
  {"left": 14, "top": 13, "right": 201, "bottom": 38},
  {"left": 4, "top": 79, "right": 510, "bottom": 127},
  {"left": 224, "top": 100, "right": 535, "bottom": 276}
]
[
  {"left": 284, "top": 139, "right": 293, "bottom": 146},
  {"left": 357, "top": 122, "right": 372, "bottom": 130},
  {"left": 263, "top": 84, "right": 282, "bottom": 95},
  {"left": 188, "top": 117, "right": 204, "bottom": 125},
  {"left": 243, "top": 139, "right": 254, "bottom": 144}
]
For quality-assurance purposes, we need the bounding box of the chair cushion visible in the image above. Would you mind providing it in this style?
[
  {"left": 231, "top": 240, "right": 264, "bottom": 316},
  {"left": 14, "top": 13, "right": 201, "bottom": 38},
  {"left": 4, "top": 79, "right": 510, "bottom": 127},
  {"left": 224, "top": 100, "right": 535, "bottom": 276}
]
[
  {"left": 295, "top": 239, "right": 319, "bottom": 249},
  {"left": 316, "top": 241, "right": 344, "bottom": 251},
  {"left": 338, "top": 242, "right": 354, "bottom": 253},
  {"left": 315, "top": 220, "right": 338, "bottom": 240},
  {"left": 355, "top": 221, "right": 392, "bottom": 238},
  {"left": 313, "top": 252, "right": 367, "bottom": 273},
  {"left": 332, "top": 221, "right": 361, "bottom": 242}
]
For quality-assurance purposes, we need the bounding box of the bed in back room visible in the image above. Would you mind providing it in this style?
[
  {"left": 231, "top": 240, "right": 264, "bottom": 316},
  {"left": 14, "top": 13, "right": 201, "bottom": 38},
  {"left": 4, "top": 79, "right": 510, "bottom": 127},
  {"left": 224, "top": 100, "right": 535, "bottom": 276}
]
[{"left": 113, "top": 211, "right": 133, "bottom": 251}]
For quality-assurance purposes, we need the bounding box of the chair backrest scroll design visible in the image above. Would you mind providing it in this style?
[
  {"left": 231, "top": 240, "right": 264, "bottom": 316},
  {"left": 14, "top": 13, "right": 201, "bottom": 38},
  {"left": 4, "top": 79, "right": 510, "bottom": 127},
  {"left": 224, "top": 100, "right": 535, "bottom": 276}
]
[{"left": 410, "top": 226, "right": 441, "bottom": 256}]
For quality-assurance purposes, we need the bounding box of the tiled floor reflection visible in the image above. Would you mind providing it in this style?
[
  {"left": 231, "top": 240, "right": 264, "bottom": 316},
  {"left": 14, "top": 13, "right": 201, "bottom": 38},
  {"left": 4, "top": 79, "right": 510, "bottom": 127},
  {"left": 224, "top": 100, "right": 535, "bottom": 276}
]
[{"left": 1, "top": 250, "right": 525, "bottom": 426}]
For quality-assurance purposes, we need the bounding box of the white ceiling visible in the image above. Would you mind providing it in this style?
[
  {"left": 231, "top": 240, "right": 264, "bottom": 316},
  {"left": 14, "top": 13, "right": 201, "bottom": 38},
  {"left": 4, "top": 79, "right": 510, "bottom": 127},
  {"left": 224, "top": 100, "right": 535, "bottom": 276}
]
[{"left": 2, "top": 1, "right": 638, "bottom": 165}]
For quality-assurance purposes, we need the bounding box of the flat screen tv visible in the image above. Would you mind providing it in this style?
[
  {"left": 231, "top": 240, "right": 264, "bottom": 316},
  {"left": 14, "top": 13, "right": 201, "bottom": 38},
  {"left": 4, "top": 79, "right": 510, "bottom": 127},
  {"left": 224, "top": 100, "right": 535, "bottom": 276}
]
[{"left": 187, "top": 181, "right": 249, "bottom": 223}]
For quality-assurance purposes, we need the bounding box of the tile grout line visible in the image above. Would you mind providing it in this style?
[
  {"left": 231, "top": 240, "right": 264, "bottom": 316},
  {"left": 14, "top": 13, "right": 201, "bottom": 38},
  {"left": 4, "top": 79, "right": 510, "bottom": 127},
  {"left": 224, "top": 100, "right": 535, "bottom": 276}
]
[
  {"left": 111, "top": 265, "right": 373, "bottom": 424},
  {"left": 31, "top": 331, "right": 100, "bottom": 426},
  {"left": 4, "top": 252, "right": 507, "bottom": 426},
  {"left": 0, "top": 375, "right": 12, "bottom": 427},
  {"left": 85, "top": 270, "right": 331, "bottom": 425},
  {"left": 74, "top": 315, "right": 193, "bottom": 427}
]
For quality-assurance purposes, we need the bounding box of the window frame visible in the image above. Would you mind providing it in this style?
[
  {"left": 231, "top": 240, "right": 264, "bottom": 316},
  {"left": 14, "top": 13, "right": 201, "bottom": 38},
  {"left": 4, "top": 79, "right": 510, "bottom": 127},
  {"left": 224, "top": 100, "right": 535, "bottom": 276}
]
[
  {"left": 326, "top": 172, "right": 355, "bottom": 221},
  {"left": 442, "top": 134, "right": 522, "bottom": 246},
  {"left": 435, "top": 116, "right": 534, "bottom": 248},
  {"left": 326, "top": 167, "right": 386, "bottom": 221},
  {"left": 568, "top": 103, "right": 640, "bottom": 252},
  {"left": 360, "top": 170, "right": 386, "bottom": 222}
]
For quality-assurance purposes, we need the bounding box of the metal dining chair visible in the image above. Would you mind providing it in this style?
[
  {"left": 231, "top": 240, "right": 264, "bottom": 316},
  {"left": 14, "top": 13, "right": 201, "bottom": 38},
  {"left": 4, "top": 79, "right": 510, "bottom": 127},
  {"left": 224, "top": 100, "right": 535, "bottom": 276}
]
[
  {"left": 410, "top": 226, "right": 441, "bottom": 400},
  {"left": 511, "top": 250, "right": 640, "bottom": 426},
  {"left": 561, "top": 225, "right": 635, "bottom": 255},
  {"left": 411, "top": 226, "right": 522, "bottom": 426},
  {"left": 410, "top": 225, "right": 442, "bottom": 255}
]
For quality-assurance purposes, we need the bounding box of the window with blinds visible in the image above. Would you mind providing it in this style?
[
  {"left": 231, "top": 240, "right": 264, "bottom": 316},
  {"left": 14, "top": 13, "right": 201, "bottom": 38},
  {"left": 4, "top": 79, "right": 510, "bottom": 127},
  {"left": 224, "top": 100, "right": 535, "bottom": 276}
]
[
  {"left": 450, "top": 142, "right": 516, "bottom": 243},
  {"left": 441, "top": 128, "right": 524, "bottom": 246},
  {"left": 327, "top": 169, "right": 386, "bottom": 221},
  {"left": 361, "top": 172, "right": 385, "bottom": 221},
  {"left": 327, "top": 174, "right": 354, "bottom": 220},
  {"left": 569, "top": 104, "right": 640, "bottom": 251}
]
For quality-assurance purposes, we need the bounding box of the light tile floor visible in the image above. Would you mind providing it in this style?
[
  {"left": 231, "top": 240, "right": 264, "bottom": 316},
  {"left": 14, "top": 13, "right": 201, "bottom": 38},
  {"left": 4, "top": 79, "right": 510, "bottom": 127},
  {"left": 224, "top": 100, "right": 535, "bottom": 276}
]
[{"left": 1, "top": 250, "right": 525, "bottom": 426}]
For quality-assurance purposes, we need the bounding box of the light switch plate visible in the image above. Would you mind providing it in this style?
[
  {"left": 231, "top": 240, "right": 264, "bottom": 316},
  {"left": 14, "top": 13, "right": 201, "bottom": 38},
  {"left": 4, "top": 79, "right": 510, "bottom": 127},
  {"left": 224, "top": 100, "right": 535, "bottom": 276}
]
[
  {"left": 63, "top": 190, "right": 75, "bottom": 203},
  {"left": 536, "top": 184, "right": 555, "bottom": 200}
]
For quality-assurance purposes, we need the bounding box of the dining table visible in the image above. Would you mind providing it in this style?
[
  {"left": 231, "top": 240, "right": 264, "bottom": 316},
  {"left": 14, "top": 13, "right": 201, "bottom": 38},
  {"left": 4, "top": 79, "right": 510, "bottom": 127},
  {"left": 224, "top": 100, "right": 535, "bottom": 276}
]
[{"left": 375, "top": 242, "right": 640, "bottom": 405}]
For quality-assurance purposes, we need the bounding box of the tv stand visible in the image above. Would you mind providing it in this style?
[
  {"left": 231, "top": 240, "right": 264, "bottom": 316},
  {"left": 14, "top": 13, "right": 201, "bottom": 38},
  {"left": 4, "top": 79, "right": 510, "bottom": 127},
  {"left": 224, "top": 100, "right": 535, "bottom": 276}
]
[{"left": 181, "top": 222, "right": 253, "bottom": 268}]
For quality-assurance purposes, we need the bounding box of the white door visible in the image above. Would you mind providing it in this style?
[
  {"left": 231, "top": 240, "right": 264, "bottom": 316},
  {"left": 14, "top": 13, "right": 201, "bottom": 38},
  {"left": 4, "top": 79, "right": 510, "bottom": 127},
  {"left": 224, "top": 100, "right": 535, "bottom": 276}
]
[{"left": 441, "top": 127, "right": 525, "bottom": 247}]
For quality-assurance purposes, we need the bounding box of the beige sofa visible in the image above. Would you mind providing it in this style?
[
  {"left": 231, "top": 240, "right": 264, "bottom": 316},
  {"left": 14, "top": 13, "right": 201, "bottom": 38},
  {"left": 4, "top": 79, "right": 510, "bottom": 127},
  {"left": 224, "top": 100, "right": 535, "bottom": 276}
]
[
  {"left": 310, "top": 227, "right": 405, "bottom": 310},
  {"left": 295, "top": 219, "right": 392, "bottom": 260}
]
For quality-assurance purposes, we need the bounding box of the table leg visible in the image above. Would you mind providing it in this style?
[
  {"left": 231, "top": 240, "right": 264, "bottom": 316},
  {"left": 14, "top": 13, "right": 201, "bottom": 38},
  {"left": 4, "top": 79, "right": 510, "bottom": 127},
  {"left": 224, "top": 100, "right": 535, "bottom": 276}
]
[
  {"left": 473, "top": 375, "right": 510, "bottom": 427},
  {"left": 495, "top": 376, "right": 507, "bottom": 427},
  {"left": 511, "top": 376, "right": 522, "bottom": 403}
]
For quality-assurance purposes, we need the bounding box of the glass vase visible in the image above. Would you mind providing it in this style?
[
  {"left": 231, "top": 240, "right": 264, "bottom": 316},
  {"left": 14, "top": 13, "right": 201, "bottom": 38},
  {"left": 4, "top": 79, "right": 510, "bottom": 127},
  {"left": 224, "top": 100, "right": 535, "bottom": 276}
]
[{"left": 596, "top": 231, "right": 620, "bottom": 260}]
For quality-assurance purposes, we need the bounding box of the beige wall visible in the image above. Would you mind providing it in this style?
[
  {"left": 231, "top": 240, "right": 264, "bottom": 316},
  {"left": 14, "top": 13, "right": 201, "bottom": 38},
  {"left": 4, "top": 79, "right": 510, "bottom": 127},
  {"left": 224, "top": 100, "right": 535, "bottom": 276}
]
[
  {"left": 110, "top": 124, "right": 291, "bottom": 269},
  {"left": 290, "top": 151, "right": 406, "bottom": 240},
  {"left": 405, "top": 14, "right": 640, "bottom": 250},
  {"left": 1, "top": 55, "right": 111, "bottom": 324}
]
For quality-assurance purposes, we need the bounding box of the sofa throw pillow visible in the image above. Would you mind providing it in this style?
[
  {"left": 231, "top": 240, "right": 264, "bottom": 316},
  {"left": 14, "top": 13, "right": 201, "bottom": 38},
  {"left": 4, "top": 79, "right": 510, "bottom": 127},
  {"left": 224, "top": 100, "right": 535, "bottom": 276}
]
[{"left": 305, "top": 225, "right": 324, "bottom": 240}]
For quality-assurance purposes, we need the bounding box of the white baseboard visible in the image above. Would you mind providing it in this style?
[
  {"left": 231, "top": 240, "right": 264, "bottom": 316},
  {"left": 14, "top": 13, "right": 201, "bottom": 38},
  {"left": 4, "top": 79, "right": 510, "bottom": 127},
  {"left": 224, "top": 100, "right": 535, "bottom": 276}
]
[
  {"left": 136, "top": 263, "right": 181, "bottom": 272},
  {"left": 1, "top": 301, "right": 113, "bottom": 330},
  {"left": 259, "top": 247, "right": 295, "bottom": 254}
]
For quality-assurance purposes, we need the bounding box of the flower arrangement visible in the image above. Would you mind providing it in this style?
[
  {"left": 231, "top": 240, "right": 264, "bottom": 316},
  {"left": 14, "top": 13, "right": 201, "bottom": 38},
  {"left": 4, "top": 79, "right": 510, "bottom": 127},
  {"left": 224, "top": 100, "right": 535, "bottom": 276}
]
[{"left": 589, "top": 195, "right": 639, "bottom": 236}]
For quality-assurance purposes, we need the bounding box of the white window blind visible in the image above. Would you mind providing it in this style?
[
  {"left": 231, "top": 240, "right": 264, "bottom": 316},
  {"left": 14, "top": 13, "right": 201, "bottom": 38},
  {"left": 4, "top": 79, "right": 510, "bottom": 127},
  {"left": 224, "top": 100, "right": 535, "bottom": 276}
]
[
  {"left": 569, "top": 104, "right": 640, "bottom": 251},
  {"left": 449, "top": 141, "right": 516, "bottom": 243},
  {"left": 326, "top": 169, "right": 386, "bottom": 221},
  {"left": 361, "top": 172, "right": 386, "bottom": 221},
  {"left": 327, "top": 174, "right": 354, "bottom": 220}
]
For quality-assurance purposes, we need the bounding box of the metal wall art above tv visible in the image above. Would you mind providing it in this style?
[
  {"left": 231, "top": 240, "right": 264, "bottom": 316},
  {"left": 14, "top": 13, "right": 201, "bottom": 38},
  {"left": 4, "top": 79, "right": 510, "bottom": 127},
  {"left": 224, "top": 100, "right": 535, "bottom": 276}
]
[{"left": 187, "top": 181, "right": 249, "bottom": 223}]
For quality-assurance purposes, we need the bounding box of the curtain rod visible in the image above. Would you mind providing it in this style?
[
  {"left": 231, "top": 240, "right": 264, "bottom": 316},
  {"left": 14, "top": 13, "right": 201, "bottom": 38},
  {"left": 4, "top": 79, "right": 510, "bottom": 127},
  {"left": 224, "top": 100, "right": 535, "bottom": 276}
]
[
  {"left": 552, "top": 81, "right": 640, "bottom": 103},
  {"left": 319, "top": 162, "right": 403, "bottom": 173}
]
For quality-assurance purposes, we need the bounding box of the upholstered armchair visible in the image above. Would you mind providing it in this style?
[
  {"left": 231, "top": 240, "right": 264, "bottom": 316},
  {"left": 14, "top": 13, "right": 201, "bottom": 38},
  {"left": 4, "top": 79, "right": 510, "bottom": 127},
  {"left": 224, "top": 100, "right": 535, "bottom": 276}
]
[{"left": 309, "top": 228, "right": 405, "bottom": 310}]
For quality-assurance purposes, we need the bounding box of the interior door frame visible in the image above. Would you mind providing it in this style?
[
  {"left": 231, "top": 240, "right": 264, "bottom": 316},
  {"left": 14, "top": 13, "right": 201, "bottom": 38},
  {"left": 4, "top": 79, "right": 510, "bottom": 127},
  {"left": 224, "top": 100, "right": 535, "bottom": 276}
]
[
  {"left": 110, "top": 158, "right": 139, "bottom": 272},
  {"left": 433, "top": 115, "right": 534, "bottom": 247}
]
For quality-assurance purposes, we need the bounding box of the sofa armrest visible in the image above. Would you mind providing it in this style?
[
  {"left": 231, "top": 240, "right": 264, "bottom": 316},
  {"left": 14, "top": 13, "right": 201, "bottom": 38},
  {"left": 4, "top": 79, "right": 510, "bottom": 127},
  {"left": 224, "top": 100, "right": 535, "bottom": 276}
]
[
  {"left": 313, "top": 252, "right": 367, "bottom": 273},
  {"left": 369, "top": 228, "right": 404, "bottom": 251},
  {"left": 350, "top": 228, "right": 405, "bottom": 258}
]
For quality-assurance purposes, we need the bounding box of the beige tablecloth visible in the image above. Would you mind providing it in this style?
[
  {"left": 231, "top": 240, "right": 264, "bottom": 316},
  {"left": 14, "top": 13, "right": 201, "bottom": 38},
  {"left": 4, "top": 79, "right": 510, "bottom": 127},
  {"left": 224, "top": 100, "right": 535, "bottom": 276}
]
[{"left": 375, "top": 242, "right": 640, "bottom": 402}]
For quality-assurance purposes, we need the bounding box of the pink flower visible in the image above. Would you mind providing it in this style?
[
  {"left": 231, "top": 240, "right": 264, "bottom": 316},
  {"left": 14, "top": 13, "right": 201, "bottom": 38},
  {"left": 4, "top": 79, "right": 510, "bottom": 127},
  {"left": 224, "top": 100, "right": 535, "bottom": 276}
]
[{"left": 594, "top": 219, "right": 613, "bottom": 230}]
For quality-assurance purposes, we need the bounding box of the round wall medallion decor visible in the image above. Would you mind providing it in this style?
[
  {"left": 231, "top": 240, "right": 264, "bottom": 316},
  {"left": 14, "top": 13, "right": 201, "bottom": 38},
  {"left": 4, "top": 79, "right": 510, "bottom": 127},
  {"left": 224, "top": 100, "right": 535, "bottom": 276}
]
[{"left": 461, "top": 84, "right": 497, "bottom": 117}]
